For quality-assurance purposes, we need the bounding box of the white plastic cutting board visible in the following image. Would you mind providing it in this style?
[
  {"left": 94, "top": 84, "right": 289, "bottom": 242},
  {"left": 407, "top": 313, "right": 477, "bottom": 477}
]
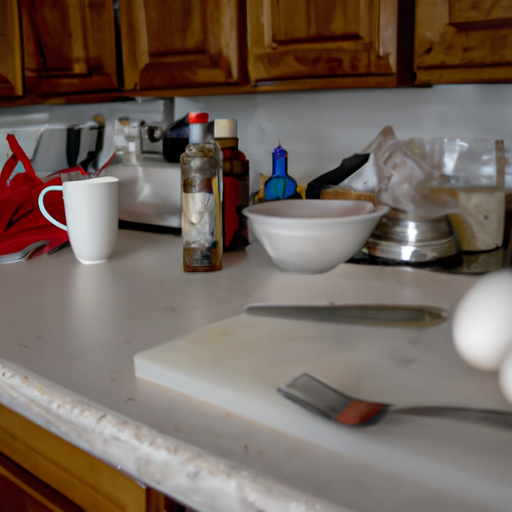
[
  {"left": 134, "top": 313, "right": 512, "bottom": 507},
  {"left": 134, "top": 313, "right": 511, "bottom": 454}
]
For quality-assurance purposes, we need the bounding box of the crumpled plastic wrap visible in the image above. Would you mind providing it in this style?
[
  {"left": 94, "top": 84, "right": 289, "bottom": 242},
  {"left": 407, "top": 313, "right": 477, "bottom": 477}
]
[
  {"left": 343, "top": 126, "right": 459, "bottom": 219},
  {"left": 402, "top": 137, "right": 506, "bottom": 178}
]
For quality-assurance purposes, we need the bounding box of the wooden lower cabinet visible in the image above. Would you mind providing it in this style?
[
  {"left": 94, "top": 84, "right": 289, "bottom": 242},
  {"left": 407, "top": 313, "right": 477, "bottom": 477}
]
[
  {"left": 0, "top": 452, "right": 83, "bottom": 512},
  {"left": 0, "top": 404, "right": 188, "bottom": 512}
]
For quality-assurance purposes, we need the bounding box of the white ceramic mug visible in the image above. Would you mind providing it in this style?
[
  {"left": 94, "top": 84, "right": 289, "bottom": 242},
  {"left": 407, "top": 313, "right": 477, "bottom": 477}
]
[{"left": 38, "top": 176, "right": 119, "bottom": 264}]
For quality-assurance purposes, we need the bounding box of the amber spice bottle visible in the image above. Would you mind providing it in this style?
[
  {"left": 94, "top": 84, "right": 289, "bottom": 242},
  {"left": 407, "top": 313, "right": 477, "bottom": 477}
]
[{"left": 214, "top": 119, "right": 249, "bottom": 251}]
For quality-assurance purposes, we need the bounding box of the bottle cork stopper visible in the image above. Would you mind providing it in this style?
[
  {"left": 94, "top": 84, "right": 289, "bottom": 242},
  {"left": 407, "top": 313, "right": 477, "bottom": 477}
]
[{"left": 214, "top": 119, "right": 237, "bottom": 138}]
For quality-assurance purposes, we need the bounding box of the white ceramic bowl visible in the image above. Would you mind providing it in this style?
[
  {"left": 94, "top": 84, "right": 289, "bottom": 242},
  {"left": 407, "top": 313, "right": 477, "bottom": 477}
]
[{"left": 243, "top": 199, "right": 390, "bottom": 273}]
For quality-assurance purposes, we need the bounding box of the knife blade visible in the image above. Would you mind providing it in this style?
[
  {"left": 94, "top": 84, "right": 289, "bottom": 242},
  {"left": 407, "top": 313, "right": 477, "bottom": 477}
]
[{"left": 244, "top": 303, "right": 447, "bottom": 327}]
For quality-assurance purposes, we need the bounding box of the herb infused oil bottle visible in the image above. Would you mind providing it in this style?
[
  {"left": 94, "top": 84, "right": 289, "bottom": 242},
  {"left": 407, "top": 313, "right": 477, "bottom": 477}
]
[{"left": 180, "top": 113, "right": 223, "bottom": 272}]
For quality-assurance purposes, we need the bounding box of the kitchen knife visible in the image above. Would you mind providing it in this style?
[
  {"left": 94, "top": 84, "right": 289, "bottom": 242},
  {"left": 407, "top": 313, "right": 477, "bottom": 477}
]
[
  {"left": 244, "top": 303, "right": 447, "bottom": 327},
  {"left": 66, "top": 125, "right": 81, "bottom": 167},
  {"left": 66, "top": 116, "right": 105, "bottom": 173}
]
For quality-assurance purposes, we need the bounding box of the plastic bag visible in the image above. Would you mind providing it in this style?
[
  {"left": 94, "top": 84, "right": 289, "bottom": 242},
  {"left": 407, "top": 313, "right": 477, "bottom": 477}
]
[
  {"left": 343, "top": 126, "right": 459, "bottom": 218},
  {"left": 0, "top": 134, "right": 87, "bottom": 258}
]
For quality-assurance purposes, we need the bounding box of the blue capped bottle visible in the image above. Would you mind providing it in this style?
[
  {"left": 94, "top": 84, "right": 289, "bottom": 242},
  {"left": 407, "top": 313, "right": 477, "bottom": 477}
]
[{"left": 264, "top": 144, "right": 298, "bottom": 201}]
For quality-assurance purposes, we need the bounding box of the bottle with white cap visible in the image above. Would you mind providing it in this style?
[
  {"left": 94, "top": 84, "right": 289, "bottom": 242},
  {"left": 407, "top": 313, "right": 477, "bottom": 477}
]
[
  {"left": 180, "top": 112, "right": 223, "bottom": 272},
  {"left": 214, "top": 118, "right": 249, "bottom": 251}
]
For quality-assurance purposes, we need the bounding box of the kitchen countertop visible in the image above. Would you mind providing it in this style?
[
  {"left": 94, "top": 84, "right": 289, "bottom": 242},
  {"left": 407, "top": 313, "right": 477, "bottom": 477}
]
[{"left": 0, "top": 229, "right": 511, "bottom": 512}]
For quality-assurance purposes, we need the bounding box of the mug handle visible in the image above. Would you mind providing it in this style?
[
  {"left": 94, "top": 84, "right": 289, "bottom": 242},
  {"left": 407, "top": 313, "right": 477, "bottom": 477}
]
[{"left": 38, "top": 185, "right": 67, "bottom": 231}]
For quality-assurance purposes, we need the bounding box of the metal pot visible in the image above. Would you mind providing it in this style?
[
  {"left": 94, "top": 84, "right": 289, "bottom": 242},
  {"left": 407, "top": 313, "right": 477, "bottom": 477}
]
[{"left": 366, "top": 208, "right": 460, "bottom": 263}]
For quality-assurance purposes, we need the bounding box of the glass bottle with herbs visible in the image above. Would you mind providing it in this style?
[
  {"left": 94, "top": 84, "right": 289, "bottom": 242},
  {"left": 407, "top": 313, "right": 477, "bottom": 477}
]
[{"left": 180, "top": 112, "right": 223, "bottom": 272}]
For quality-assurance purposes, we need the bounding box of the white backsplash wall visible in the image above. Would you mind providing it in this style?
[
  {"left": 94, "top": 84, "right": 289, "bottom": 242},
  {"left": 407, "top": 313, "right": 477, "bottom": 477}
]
[
  {"left": 1, "top": 84, "right": 511, "bottom": 192},
  {"left": 176, "top": 84, "right": 512, "bottom": 191}
]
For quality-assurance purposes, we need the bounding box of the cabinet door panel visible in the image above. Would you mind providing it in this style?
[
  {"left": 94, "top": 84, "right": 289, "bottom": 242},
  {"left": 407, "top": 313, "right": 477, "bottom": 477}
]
[
  {"left": 272, "top": 0, "right": 370, "bottom": 42},
  {"left": 247, "top": 0, "right": 397, "bottom": 83},
  {"left": 120, "top": 0, "right": 240, "bottom": 91},
  {"left": 415, "top": 0, "right": 512, "bottom": 84},
  {"left": 20, "top": 0, "right": 118, "bottom": 95},
  {"left": 0, "top": 452, "right": 83, "bottom": 512},
  {"left": 449, "top": 0, "right": 512, "bottom": 28},
  {"left": 0, "top": 0, "right": 23, "bottom": 97},
  {"left": 0, "top": 404, "right": 148, "bottom": 512}
]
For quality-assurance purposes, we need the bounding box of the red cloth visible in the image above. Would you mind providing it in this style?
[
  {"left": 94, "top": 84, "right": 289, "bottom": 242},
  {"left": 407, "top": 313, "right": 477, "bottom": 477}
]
[{"left": 0, "top": 134, "right": 87, "bottom": 258}]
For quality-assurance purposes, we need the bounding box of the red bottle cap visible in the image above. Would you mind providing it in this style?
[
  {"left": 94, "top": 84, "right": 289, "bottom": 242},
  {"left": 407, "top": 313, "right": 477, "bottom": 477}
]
[{"left": 188, "top": 112, "right": 209, "bottom": 124}]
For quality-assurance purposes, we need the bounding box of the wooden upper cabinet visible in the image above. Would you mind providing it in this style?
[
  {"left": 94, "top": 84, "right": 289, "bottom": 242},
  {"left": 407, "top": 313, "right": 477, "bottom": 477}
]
[
  {"left": 415, "top": 0, "right": 512, "bottom": 84},
  {"left": 19, "top": 0, "right": 118, "bottom": 95},
  {"left": 0, "top": 0, "right": 23, "bottom": 97},
  {"left": 119, "top": 0, "right": 240, "bottom": 91},
  {"left": 246, "top": 0, "right": 398, "bottom": 84}
]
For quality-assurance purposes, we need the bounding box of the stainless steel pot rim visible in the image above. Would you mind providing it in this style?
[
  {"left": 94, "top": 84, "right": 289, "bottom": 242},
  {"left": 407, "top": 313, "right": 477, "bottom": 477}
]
[{"left": 366, "top": 237, "right": 459, "bottom": 262}]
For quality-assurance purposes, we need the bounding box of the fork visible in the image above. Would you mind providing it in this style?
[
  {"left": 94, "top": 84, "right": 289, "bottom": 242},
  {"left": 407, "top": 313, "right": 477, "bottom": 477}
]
[{"left": 278, "top": 373, "right": 512, "bottom": 429}]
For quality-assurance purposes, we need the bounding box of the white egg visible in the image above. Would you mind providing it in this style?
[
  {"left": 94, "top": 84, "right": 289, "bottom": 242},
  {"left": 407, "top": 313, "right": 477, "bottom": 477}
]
[
  {"left": 499, "top": 349, "right": 512, "bottom": 404},
  {"left": 452, "top": 269, "right": 512, "bottom": 371}
]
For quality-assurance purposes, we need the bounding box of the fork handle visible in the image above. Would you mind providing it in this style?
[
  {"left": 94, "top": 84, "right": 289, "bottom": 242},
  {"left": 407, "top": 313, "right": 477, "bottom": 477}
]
[{"left": 395, "top": 406, "right": 512, "bottom": 429}]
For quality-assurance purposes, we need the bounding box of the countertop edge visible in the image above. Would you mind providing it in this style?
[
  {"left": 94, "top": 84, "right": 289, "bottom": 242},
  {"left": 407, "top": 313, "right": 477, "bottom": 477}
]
[{"left": 0, "top": 357, "right": 349, "bottom": 512}]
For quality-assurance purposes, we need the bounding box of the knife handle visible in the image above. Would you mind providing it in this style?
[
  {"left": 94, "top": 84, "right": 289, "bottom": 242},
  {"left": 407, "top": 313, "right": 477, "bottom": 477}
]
[{"left": 66, "top": 127, "right": 81, "bottom": 167}]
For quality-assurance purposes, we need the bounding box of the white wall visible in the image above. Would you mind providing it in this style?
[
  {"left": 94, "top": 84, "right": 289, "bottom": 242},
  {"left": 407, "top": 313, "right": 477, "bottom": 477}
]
[
  {"left": 1, "top": 84, "right": 511, "bottom": 192},
  {"left": 176, "top": 84, "right": 512, "bottom": 191}
]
